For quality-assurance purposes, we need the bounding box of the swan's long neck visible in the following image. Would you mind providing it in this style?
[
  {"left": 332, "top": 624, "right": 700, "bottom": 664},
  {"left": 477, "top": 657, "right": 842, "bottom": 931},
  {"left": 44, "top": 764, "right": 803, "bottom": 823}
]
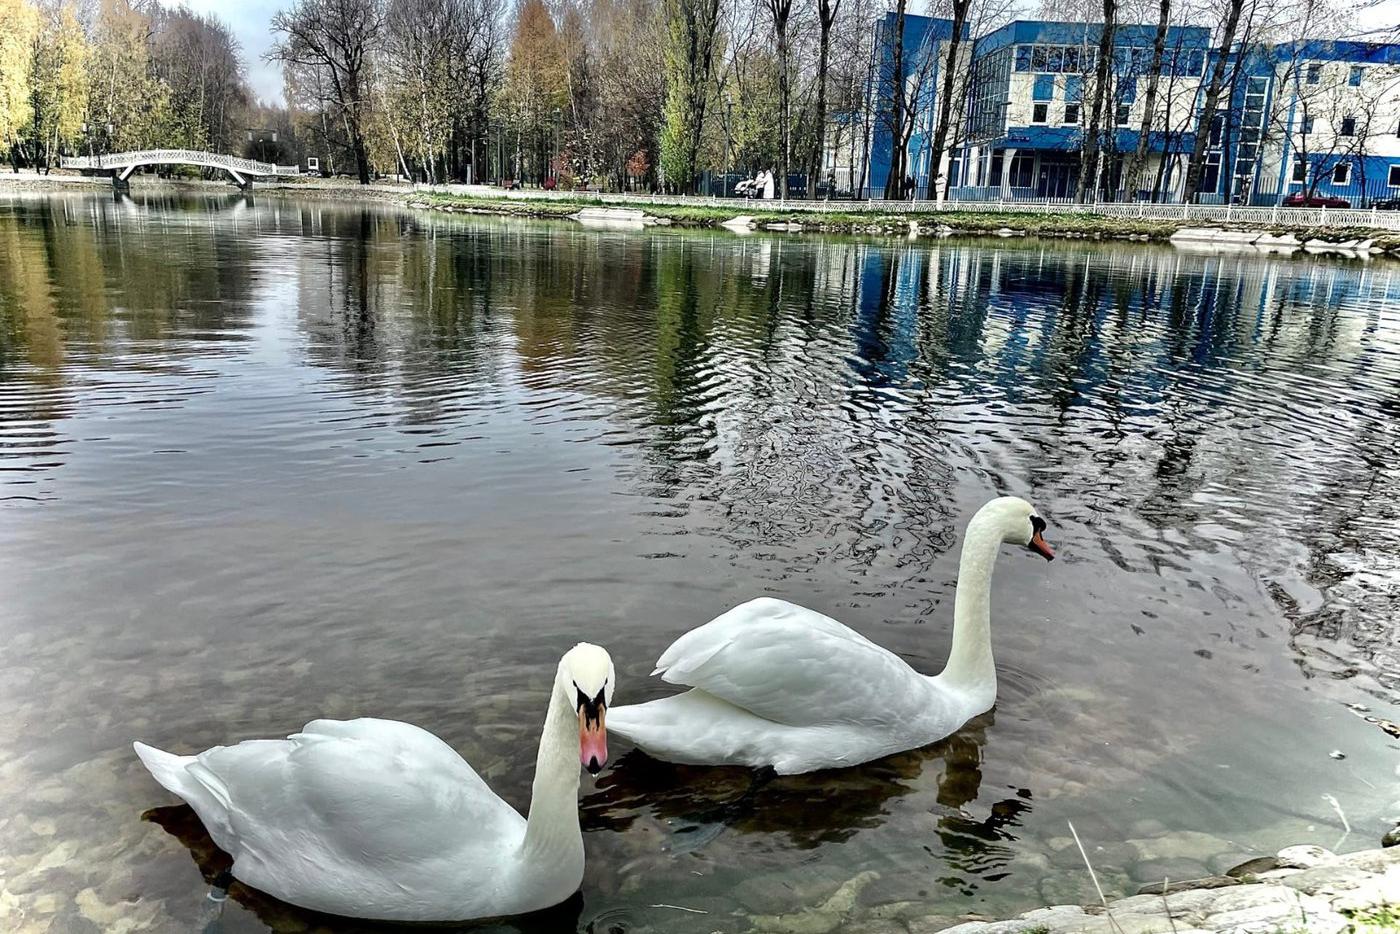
[
  {"left": 520, "top": 684, "right": 584, "bottom": 865},
  {"left": 938, "top": 514, "right": 1004, "bottom": 696}
]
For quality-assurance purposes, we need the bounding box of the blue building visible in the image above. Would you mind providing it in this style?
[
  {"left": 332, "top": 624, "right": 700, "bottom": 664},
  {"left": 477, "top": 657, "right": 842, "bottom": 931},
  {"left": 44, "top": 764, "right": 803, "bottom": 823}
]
[
  {"left": 863, "top": 12, "right": 967, "bottom": 198},
  {"left": 952, "top": 20, "right": 1212, "bottom": 200},
  {"left": 1200, "top": 40, "right": 1400, "bottom": 206},
  {"left": 854, "top": 14, "right": 1400, "bottom": 203}
]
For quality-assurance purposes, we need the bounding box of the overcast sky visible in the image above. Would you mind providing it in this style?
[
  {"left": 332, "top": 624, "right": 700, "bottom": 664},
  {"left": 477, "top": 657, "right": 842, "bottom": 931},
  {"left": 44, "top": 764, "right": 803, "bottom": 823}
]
[
  {"left": 171, "top": 0, "right": 1399, "bottom": 109},
  {"left": 171, "top": 0, "right": 286, "bottom": 105}
]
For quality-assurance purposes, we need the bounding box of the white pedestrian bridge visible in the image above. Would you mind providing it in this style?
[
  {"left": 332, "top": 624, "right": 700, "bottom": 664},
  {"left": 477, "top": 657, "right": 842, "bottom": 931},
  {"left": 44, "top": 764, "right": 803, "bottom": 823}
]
[{"left": 61, "top": 149, "right": 300, "bottom": 188}]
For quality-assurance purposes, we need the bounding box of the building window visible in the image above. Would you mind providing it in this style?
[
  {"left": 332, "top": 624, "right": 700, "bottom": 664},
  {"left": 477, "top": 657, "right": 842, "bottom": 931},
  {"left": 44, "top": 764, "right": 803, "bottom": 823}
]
[
  {"left": 1009, "top": 154, "right": 1035, "bottom": 188},
  {"left": 1332, "top": 162, "right": 1351, "bottom": 185},
  {"left": 1032, "top": 103, "right": 1049, "bottom": 124},
  {"left": 1063, "top": 103, "right": 1080, "bottom": 125},
  {"left": 1340, "top": 116, "right": 1355, "bottom": 136},
  {"left": 1016, "top": 44, "right": 1097, "bottom": 74},
  {"left": 1116, "top": 103, "right": 1131, "bottom": 125},
  {"left": 1293, "top": 157, "right": 1307, "bottom": 183},
  {"left": 1208, "top": 112, "right": 1224, "bottom": 147},
  {"left": 1306, "top": 64, "right": 1321, "bottom": 85},
  {"left": 1389, "top": 165, "right": 1400, "bottom": 187},
  {"left": 1302, "top": 115, "right": 1314, "bottom": 134},
  {"left": 1201, "top": 151, "right": 1222, "bottom": 193},
  {"left": 1349, "top": 66, "right": 1363, "bottom": 86},
  {"left": 1032, "top": 74, "right": 1055, "bottom": 101}
]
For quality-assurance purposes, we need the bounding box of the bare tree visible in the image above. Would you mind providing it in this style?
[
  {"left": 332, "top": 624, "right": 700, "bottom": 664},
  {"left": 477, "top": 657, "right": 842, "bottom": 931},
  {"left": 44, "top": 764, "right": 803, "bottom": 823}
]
[
  {"left": 1123, "top": 0, "right": 1170, "bottom": 197},
  {"left": 882, "top": 0, "right": 908, "bottom": 198},
  {"left": 270, "top": 0, "right": 385, "bottom": 184},
  {"left": 1077, "top": 1, "right": 1117, "bottom": 202},
  {"left": 1182, "top": 0, "right": 1249, "bottom": 201},
  {"left": 924, "top": 0, "right": 970, "bottom": 200},
  {"left": 764, "top": 0, "right": 795, "bottom": 197},
  {"left": 807, "top": 0, "right": 841, "bottom": 198}
]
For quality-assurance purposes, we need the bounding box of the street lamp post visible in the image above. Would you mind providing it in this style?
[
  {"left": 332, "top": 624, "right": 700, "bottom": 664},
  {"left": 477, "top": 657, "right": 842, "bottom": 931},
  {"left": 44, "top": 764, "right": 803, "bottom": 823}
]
[
  {"left": 247, "top": 127, "right": 279, "bottom": 164},
  {"left": 724, "top": 93, "right": 734, "bottom": 197},
  {"left": 552, "top": 107, "right": 561, "bottom": 188}
]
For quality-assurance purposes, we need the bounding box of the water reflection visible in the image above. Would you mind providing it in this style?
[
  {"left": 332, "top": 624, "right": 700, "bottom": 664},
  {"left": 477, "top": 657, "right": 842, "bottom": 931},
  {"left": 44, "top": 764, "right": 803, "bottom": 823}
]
[
  {"left": 587, "top": 715, "right": 1014, "bottom": 851},
  {"left": 0, "top": 193, "right": 1398, "bottom": 934}
]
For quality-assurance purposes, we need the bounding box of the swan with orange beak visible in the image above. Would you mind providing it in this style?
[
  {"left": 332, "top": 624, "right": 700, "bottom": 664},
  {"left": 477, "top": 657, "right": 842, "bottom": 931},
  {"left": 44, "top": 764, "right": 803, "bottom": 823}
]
[{"left": 132, "top": 643, "right": 618, "bottom": 921}]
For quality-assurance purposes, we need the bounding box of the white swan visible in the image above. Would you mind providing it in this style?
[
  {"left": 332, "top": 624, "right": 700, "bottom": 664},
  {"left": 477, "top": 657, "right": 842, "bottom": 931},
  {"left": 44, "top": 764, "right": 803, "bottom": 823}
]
[
  {"left": 133, "top": 643, "right": 615, "bottom": 922},
  {"left": 609, "top": 497, "right": 1052, "bottom": 775}
]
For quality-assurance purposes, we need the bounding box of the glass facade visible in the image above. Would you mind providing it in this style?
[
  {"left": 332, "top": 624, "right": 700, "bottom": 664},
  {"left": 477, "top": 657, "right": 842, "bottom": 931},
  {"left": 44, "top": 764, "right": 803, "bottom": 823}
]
[{"left": 966, "top": 46, "right": 1013, "bottom": 141}]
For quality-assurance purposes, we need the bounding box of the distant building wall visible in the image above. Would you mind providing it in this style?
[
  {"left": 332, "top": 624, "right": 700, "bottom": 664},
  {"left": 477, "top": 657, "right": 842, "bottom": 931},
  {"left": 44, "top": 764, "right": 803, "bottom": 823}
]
[{"left": 846, "top": 15, "right": 1400, "bottom": 203}]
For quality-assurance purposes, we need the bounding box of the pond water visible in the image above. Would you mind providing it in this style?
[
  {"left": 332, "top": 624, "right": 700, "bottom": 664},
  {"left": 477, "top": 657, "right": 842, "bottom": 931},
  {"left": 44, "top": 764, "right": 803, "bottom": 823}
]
[{"left": 1, "top": 192, "right": 1398, "bottom": 934}]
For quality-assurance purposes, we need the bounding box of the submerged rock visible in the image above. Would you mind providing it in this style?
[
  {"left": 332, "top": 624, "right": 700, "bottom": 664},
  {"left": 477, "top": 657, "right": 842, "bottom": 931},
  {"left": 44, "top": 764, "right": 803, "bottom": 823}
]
[
  {"left": 1225, "top": 856, "right": 1279, "bottom": 878},
  {"left": 1129, "top": 857, "right": 1211, "bottom": 886},
  {"left": 745, "top": 870, "right": 879, "bottom": 934},
  {"left": 1134, "top": 875, "right": 1237, "bottom": 896}
]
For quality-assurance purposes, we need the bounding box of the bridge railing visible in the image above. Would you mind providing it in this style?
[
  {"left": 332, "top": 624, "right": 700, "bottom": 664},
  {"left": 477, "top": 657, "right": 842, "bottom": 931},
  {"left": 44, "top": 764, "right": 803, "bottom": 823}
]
[{"left": 61, "top": 149, "right": 300, "bottom": 177}]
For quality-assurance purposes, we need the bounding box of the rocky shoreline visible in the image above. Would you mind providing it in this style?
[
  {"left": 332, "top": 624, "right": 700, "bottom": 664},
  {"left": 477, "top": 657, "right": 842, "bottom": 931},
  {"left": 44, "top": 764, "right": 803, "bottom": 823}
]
[
  {"left": 407, "top": 194, "right": 1400, "bottom": 259},
  {"left": 747, "top": 844, "right": 1400, "bottom": 934},
  {"left": 930, "top": 844, "right": 1399, "bottom": 934}
]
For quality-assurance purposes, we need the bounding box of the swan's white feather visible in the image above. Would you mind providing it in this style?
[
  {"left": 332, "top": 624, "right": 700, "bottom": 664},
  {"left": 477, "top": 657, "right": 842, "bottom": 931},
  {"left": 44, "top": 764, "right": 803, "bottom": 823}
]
[
  {"left": 610, "top": 598, "right": 977, "bottom": 774},
  {"left": 651, "top": 597, "right": 944, "bottom": 727},
  {"left": 135, "top": 718, "right": 541, "bottom": 921}
]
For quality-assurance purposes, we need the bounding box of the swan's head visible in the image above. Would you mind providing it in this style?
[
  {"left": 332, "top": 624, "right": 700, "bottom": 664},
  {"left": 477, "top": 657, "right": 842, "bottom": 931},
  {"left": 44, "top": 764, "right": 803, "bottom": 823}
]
[
  {"left": 559, "top": 643, "right": 615, "bottom": 776},
  {"left": 979, "top": 495, "right": 1055, "bottom": 561}
]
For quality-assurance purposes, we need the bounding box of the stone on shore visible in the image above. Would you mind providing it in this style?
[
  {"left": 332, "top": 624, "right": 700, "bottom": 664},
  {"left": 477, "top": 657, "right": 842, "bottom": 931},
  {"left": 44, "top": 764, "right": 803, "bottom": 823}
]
[{"left": 875, "top": 845, "right": 1400, "bottom": 934}]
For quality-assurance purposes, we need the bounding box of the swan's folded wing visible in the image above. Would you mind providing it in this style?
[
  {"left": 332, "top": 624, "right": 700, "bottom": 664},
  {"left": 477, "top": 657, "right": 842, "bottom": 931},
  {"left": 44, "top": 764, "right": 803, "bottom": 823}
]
[
  {"left": 654, "top": 598, "right": 934, "bottom": 727},
  {"left": 194, "top": 718, "right": 522, "bottom": 884}
]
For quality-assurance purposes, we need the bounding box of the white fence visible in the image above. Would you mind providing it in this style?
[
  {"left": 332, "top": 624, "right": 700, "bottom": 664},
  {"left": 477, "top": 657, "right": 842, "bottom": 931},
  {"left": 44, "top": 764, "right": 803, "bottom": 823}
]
[
  {"left": 421, "top": 183, "right": 1400, "bottom": 232},
  {"left": 62, "top": 150, "right": 300, "bottom": 177}
]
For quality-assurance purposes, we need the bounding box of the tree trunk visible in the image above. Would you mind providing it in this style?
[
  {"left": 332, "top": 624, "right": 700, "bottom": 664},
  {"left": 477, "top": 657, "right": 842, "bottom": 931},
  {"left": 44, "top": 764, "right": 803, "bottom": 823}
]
[
  {"left": 928, "top": 0, "right": 969, "bottom": 202},
  {"left": 1182, "top": 0, "right": 1245, "bottom": 202},
  {"left": 1125, "top": 0, "right": 1170, "bottom": 199},
  {"left": 883, "top": 0, "right": 908, "bottom": 200},
  {"left": 810, "top": 0, "right": 839, "bottom": 200},
  {"left": 767, "top": 0, "right": 794, "bottom": 199},
  {"left": 1077, "top": 2, "right": 1116, "bottom": 203}
]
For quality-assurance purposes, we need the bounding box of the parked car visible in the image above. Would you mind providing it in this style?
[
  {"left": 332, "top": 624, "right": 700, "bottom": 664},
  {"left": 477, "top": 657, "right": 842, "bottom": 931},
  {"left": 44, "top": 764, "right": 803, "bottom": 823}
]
[
  {"left": 1369, "top": 197, "right": 1400, "bottom": 211},
  {"left": 1282, "top": 192, "right": 1350, "bottom": 208}
]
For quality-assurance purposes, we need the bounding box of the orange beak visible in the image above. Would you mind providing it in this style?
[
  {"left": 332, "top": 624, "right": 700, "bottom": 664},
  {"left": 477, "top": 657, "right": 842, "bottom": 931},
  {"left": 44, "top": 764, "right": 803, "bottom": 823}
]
[
  {"left": 1029, "top": 530, "right": 1055, "bottom": 561},
  {"left": 578, "top": 704, "right": 607, "bottom": 775}
]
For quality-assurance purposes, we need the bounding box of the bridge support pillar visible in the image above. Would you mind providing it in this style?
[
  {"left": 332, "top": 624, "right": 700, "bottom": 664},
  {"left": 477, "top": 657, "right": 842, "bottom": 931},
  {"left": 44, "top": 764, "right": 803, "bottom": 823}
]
[
  {"left": 112, "top": 174, "right": 130, "bottom": 192},
  {"left": 227, "top": 167, "right": 251, "bottom": 190}
]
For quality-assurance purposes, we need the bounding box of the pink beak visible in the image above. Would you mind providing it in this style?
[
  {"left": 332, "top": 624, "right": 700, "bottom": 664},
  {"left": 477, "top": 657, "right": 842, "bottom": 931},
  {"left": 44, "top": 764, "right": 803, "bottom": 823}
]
[{"left": 579, "top": 707, "right": 607, "bottom": 775}]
